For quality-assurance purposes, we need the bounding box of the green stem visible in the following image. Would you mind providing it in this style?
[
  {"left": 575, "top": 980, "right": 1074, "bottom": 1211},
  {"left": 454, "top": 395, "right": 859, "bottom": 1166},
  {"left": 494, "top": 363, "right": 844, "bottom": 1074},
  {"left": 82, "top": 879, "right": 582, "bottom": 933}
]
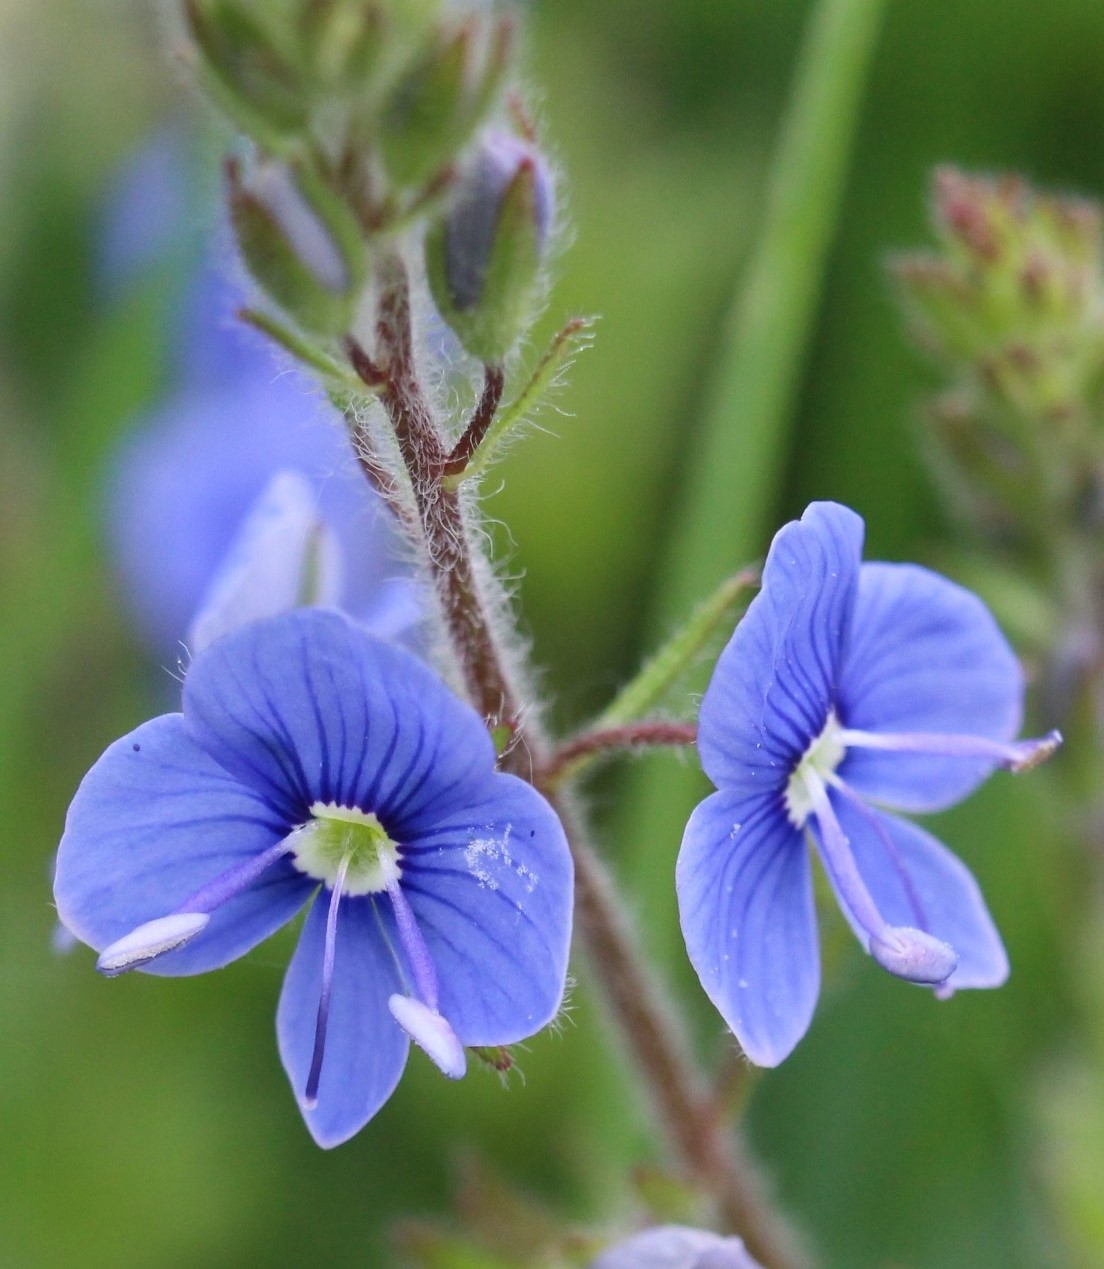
[
  {"left": 599, "top": 570, "right": 757, "bottom": 731},
  {"left": 655, "top": 0, "right": 888, "bottom": 625},
  {"left": 444, "top": 317, "right": 594, "bottom": 488},
  {"left": 238, "top": 308, "right": 363, "bottom": 388}
]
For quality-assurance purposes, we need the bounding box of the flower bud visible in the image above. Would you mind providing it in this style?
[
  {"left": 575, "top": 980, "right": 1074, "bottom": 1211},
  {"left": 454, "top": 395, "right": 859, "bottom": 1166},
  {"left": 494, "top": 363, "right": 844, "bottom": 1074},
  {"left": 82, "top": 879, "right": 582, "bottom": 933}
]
[
  {"left": 379, "top": 16, "right": 513, "bottom": 191},
  {"left": 228, "top": 158, "right": 367, "bottom": 335},
  {"left": 427, "top": 129, "right": 554, "bottom": 363},
  {"left": 894, "top": 168, "right": 1104, "bottom": 420},
  {"left": 185, "top": 0, "right": 309, "bottom": 141}
]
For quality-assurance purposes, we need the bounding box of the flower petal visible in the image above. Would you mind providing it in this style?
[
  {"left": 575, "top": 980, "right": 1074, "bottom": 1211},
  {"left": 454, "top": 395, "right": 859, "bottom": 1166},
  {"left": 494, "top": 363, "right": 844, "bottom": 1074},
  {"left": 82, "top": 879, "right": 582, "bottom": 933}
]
[
  {"left": 838, "top": 562, "right": 1024, "bottom": 812},
  {"left": 182, "top": 609, "right": 496, "bottom": 828},
  {"left": 676, "top": 790, "right": 818, "bottom": 1066},
  {"left": 399, "top": 773, "right": 574, "bottom": 1044},
  {"left": 187, "top": 469, "right": 343, "bottom": 654},
  {"left": 589, "top": 1225, "right": 762, "bottom": 1269},
  {"left": 54, "top": 714, "right": 310, "bottom": 976},
  {"left": 826, "top": 796, "right": 1008, "bottom": 991},
  {"left": 698, "top": 502, "right": 863, "bottom": 796},
  {"left": 277, "top": 895, "right": 408, "bottom": 1147}
]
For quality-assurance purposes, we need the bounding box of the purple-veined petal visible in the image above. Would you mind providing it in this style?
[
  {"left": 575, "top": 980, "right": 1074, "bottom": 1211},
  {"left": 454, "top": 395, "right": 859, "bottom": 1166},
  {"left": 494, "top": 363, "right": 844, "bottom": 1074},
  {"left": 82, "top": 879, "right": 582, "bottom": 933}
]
[
  {"left": 277, "top": 895, "right": 408, "bottom": 1147},
  {"left": 698, "top": 502, "right": 863, "bottom": 797},
  {"left": 838, "top": 562, "right": 1024, "bottom": 812},
  {"left": 399, "top": 773, "right": 573, "bottom": 1044},
  {"left": 676, "top": 790, "right": 818, "bottom": 1067},
  {"left": 54, "top": 714, "right": 311, "bottom": 976},
  {"left": 182, "top": 609, "right": 496, "bottom": 827},
  {"left": 588, "top": 1225, "right": 762, "bottom": 1269},
  {"left": 825, "top": 794, "right": 1008, "bottom": 991},
  {"left": 187, "top": 469, "right": 343, "bottom": 654}
]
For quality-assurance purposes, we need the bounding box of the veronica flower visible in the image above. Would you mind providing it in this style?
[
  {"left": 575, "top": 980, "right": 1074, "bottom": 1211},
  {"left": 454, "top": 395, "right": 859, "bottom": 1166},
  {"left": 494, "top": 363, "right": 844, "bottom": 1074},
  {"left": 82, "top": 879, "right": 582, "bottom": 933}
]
[
  {"left": 677, "top": 501, "right": 1059, "bottom": 1067},
  {"left": 589, "top": 1226, "right": 761, "bottom": 1269},
  {"left": 53, "top": 609, "right": 573, "bottom": 1146}
]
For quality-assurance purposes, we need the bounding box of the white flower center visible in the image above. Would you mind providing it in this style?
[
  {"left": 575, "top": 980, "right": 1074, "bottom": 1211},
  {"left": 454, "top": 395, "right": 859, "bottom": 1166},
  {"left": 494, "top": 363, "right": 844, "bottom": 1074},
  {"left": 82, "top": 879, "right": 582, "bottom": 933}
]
[
  {"left": 286, "top": 802, "right": 400, "bottom": 896},
  {"left": 785, "top": 712, "right": 846, "bottom": 827}
]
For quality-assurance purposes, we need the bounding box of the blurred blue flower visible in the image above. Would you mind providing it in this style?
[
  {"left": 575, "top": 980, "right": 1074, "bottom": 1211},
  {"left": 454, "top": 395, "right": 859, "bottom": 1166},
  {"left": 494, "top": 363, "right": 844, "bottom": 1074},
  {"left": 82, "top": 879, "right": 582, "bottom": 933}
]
[
  {"left": 589, "top": 1225, "right": 761, "bottom": 1269},
  {"left": 54, "top": 609, "right": 574, "bottom": 1146},
  {"left": 100, "top": 130, "right": 416, "bottom": 661},
  {"left": 677, "top": 501, "right": 1060, "bottom": 1067}
]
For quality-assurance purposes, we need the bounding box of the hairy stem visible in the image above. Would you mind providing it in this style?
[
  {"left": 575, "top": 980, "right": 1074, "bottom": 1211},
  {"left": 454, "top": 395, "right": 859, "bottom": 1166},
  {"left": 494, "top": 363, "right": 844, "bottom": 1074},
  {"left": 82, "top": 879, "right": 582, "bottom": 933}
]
[
  {"left": 543, "top": 721, "right": 698, "bottom": 789},
  {"left": 445, "top": 364, "right": 506, "bottom": 476},
  {"left": 371, "top": 253, "right": 529, "bottom": 772},
  {"left": 364, "top": 250, "right": 808, "bottom": 1269}
]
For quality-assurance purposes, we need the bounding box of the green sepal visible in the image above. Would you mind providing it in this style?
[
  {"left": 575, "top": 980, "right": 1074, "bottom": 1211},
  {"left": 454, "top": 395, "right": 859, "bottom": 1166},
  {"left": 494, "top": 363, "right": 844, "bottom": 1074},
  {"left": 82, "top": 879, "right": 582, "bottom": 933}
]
[
  {"left": 228, "top": 160, "right": 366, "bottom": 336},
  {"left": 299, "top": 0, "right": 386, "bottom": 91},
  {"left": 380, "top": 17, "right": 513, "bottom": 192},
  {"left": 489, "top": 721, "right": 515, "bottom": 757},
  {"left": 468, "top": 1044, "right": 514, "bottom": 1073},
  {"left": 185, "top": 0, "right": 309, "bottom": 139},
  {"left": 427, "top": 160, "right": 545, "bottom": 364}
]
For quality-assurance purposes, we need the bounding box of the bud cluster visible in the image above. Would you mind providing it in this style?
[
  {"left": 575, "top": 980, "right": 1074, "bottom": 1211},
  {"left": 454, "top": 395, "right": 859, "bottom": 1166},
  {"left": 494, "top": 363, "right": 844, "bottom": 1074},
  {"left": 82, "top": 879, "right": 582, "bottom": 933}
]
[
  {"left": 894, "top": 168, "right": 1104, "bottom": 544},
  {"left": 184, "top": 0, "right": 554, "bottom": 363}
]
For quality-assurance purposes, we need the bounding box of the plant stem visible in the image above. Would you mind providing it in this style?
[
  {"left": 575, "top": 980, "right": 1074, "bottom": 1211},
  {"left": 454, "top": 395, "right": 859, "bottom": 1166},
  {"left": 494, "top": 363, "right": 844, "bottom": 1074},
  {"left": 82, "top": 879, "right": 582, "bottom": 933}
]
[
  {"left": 371, "top": 253, "right": 529, "bottom": 769},
  {"left": 445, "top": 317, "right": 593, "bottom": 488},
  {"left": 654, "top": 0, "right": 888, "bottom": 625},
  {"left": 366, "top": 251, "right": 808, "bottom": 1269},
  {"left": 445, "top": 364, "right": 506, "bottom": 476},
  {"left": 543, "top": 721, "right": 698, "bottom": 790},
  {"left": 597, "top": 570, "right": 757, "bottom": 732}
]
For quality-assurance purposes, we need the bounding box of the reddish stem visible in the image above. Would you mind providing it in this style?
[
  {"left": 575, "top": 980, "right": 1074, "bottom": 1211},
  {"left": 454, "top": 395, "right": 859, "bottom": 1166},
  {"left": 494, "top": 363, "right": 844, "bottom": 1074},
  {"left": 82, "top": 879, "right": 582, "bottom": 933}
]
[
  {"left": 444, "top": 364, "right": 506, "bottom": 476},
  {"left": 544, "top": 721, "right": 697, "bottom": 784}
]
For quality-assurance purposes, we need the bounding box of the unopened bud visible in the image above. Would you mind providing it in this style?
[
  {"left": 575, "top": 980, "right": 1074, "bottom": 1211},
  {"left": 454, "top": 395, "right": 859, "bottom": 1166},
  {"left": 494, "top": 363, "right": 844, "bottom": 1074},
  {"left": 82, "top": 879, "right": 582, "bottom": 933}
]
[
  {"left": 185, "top": 0, "right": 309, "bottom": 140},
  {"left": 380, "top": 16, "right": 513, "bottom": 191},
  {"left": 229, "top": 159, "right": 366, "bottom": 334},
  {"left": 427, "top": 129, "right": 553, "bottom": 363}
]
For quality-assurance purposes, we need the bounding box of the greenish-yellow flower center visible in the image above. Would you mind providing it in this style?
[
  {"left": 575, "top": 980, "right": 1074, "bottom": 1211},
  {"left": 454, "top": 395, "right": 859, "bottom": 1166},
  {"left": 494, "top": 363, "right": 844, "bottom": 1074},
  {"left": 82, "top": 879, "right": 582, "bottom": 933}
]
[
  {"left": 287, "top": 802, "right": 400, "bottom": 895},
  {"left": 785, "top": 712, "right": 846, "bottom": 827}
]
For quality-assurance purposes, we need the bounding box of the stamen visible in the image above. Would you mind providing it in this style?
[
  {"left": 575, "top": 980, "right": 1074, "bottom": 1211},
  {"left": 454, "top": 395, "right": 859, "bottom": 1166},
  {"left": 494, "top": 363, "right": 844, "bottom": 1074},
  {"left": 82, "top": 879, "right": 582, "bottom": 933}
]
[
  {"left": 836, "top": 727, "right": 1062, "bottom": 773},
  {"left": 178, "top": 839, "right": 295, "bottom": 915},
  {"left": 97, "top": 912, "right": 210, "bottom": 977},
  {"left": 375, "top": 862, "right": 464, "bottom": 1078},
  {"left": 304, "top": 854, "right": 350, "bottom": 1110},
  {"left": 96, "top": 840, "right": 293, "bottom": 977},
  {"left": 802, "top": 768, "right": 957, "bottom": 986},
  {"left": 384, "top": 870, "right": 439, "bottom": 1012},
  {"left": 869, "top": 927, "right": 957, "bottom": 984},
  {"left": 388, "top": 994, "right": 466, "bottom": 1079}
]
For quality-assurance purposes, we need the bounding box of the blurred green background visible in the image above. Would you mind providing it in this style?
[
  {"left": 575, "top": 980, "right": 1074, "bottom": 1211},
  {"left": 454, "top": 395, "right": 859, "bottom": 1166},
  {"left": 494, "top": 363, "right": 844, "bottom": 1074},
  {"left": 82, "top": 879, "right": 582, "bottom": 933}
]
[{"left": 3, "top": 1, "right": 1104, "bottom": 1265}]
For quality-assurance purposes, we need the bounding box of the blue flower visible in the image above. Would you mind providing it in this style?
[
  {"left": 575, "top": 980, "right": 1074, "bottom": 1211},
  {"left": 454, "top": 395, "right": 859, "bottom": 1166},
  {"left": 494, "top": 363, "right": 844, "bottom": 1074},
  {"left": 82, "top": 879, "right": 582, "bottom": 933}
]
[
  {"left": 589, "top": 1225, "right": 761, "bottom": 1269},
  {"left": 53, "top": 609, "right": 574, "bottom": 1146},
  {"left": 677, "top": 502, "right": 1059, "bottom": 1067}
]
